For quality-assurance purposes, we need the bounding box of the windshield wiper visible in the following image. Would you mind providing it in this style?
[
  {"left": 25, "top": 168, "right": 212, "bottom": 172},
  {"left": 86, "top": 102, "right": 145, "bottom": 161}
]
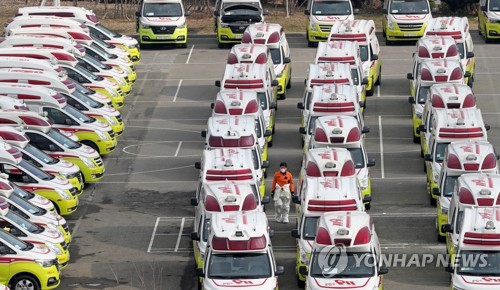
[{"left": 208, "top": 275, "right": 232, "bottom": 279}]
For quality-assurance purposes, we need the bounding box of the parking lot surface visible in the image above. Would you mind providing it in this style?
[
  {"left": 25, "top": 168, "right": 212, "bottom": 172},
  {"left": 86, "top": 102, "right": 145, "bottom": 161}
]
[{"left": 60, "top": 34, "right": 500, "bottom": 289}]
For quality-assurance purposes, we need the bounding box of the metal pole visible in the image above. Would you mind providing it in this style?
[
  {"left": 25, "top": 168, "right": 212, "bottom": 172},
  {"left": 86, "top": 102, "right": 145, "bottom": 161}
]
[{"left": 286, "top": 0, "right": 289, "bottom": 17}]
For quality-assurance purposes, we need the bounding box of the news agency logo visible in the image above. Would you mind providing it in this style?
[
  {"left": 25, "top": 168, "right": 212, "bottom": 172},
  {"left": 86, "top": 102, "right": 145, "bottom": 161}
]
[{"left": 317, "top": 244, "right": 348, "bottom": 278}]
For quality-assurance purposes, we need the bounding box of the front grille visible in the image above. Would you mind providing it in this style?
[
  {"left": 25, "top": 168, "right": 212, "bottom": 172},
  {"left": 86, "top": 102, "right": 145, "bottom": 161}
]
[
  {"left": 117, "top": 88, "right": 123, "bottom": 95},
  {"left": 131, "top": 65, "right": 136, "bottom": 71},
  {"left": 69, "top": 187, "right": 78, "bottom": 197},
  {"left": 229, "top": 24, "right": 248, "bottom": 34},
  {"left": 116, "top": 115, "right": 123, "bottom": 123},
  {"left": 108, "top": 130, "right": 115, "bottom": 138},
  {"left": 319, "top": 25, "right": 333, "bottom": 32},
  {"left": 94, "top": 157, "right": 104, "bottom": 167},
  {"left": 124, "top": 76, "right": 129, "bottom": 82},
  {"left": 60, "top": 242, "right": 68, "bottom": 251},
  {"left": 151, "top": 26, "right": 176, "bottom": 35},
  {"left": 51, "top": 259, "right": 58, "bottom": 266},
  {"left": 397, "top": 23, "right": 423, "bottom": 30}
]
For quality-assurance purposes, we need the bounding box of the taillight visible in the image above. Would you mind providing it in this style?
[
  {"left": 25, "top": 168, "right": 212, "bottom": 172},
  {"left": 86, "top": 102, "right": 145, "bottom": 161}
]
[
  {"left": 268, "top": 31, "right": 280, "bottom": 43},
  {"left": 450, "top": 67, "right": 463, "bottom": 81},
  {"left": 418, "top": 46, "right": 430, "bottom": 58},
  {"left": 0, "top": 131, "right": 28, "bottom": 142},
  {"left": 19, "top": 115, "right": 51, "bottom": 126},
  {"left": 482, "top": 153, "right": 497, "bottom": 170},
  {"left": 346, "top": 127, "right": 360, "bottom": 143},
  {"left": 53, "top": 93, "right": 67, "bottom": 104},
  {"left": 314, "top": 128, "right": 328, "bottom": 142},
  {"left": 205, "top": 195, "right": 221, "bottom": 212},
  {"left": 463, "top": 94, "right": 475, "bottom": 108},
  {"left": 241, "top": 33, "right": 251, "bottom": 44},
  {"left": 316, "top": 227, "right": 332, "bottom": 245},
  {"left": 249, "top": 235, "right": 266, "bottom": 250},
  {"left": 353, "top": 226, "right": 370, "bottom": 245},
  {"left": 242, "top": 194, "right": 257, "bottom": 211},
  {"left": 28, "top": 80, "right": 50, "bottom": 85},
  {"left": 51, "top": 52, "right": 77, "bottom": 62},
  {"left": 340, "top": 160, "right": 355, "bottom": 176},
  {"left": 306, "top": 162, "right": 321, "bottom": 177},
  {"left": 255, "top": 53, "right": 267, "bottom": 64},
  {"left": 244, "top": 99, "right": 258, "bottom": 114},
  {"left": 240, "top": 136, "right": 254, "bottom": 147},
  {"left": 447, "top": 154, "right": 461, "bottom": 169},
  {"left": 213, "top": 101, "right": 227, "bottom": 114},
  {"left": 6, "top": 147, "right": 22, "bottom": 159},
  {"left": 227, "top": 53, "right": 238, "bottom": 64},
  {"left": 68, "top": 31, "right": 92, "bottom": 41},
  {"left": 459, "top": 187, "right": 475, "bottom": 205},
  {"left": 431, "top": 95, "right": 445, "bottom": 108},
  {"left": 446, "top": 45, "right": 459, "bottom": 57},
  {"left": 0, "top": 180, "right": 12, "bottom": 190},
  {"left": 420, "top": 68, "right": 433, "bottom": 81}
]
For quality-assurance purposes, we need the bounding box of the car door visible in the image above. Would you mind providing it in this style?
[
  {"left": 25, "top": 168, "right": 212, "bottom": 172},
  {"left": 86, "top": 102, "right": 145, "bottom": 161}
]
[
  {"left": 43, "top": 107, "right": 78, "bottom": 128},
  {"left": 25, "top": 132, "right": 63, "bottom": 153}
]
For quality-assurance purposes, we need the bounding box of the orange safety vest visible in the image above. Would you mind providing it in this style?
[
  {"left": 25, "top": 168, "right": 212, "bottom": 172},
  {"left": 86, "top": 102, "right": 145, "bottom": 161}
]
[{"left": 272, "top": 171, "right": 294, "bottom": 192}]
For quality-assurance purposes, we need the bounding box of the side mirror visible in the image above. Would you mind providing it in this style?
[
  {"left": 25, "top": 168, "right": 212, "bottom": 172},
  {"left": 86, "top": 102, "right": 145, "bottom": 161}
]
[
  {"left": 271, "top": 80, "right": 279, "bottom": 87},
  {"left": 481, "top": 6, "right": 487, "bottom": 12},
  {"left": 195, "top": 268, "right": 205, "bottom": 277},
  {"left": 363, "top": 195, "right": 372, "bottom": 203},
  {"left": 78, "top": 77, "right": 86, "bottom": 83},
  {"left": 431, "top": 7, "right": 439, "bottom": 14},
  {"left": 275, "top": 266, "right": 285, "bottom": 276},
  {"left": 362, "top": 126, "right": 370, "bottom": 134},
  {"left": 433, "top": 187, "right": 440, "bottom": 196},
  {"left": 269, "top": 102, "right": 277, "bottom": 110},
  {"left": 210, "top": 103, "right": 214, "bottom": 109},
  {"left": 283, "top": 57, "right": 291, "bottom": 64},
  {"left": 261, "top": 195, "right": 270, "bottom": 205},
  {"left": 466, "top": 51, "right": 474, "bottom": 58},
  {"left": 442, "top": 224, "right": 453, "bottom": 233},
  {"left": 371, "top": 54, "right": 379, "bottom": 61},
  {"left": 184, "top": 11, "right": 191, "bottom": 17},
  {"left": 485, "top": 124, "right": 491, "bottom": 131},
  {"left": 361, "top": 77, "right": 369, "bottom": 85},
  {"left": 445, "top": 266, "right": 454, "bottom": 273},
  {"left": 262, "top": 161, "right": 270, "bottom": 169},
  {"left": 407, "top": 73, "right": 414, "bottom": 80},
  {"left": 194, "top": 161, "right": 201, "bottom": 169},
  {"left": 408, "top": 97, "right": 416, "bottom": 104},
  {"left": 190, "top": 232, "right": 200, "bottom": 241},
  {"left": 264, "top": 130, "right": 272, "bottom": 137},
  {"left": 378, "top": 266, "right": 389, "bottom": 275},
  {"left": 424, "top": 154, "right": 433, "bottom": 162},
  {"left": 299, "top": 127, "right": 307, "bottom": 135},
  {"left": 135, "top": 11, "right": 141, "bottom": 17},
  {"left": 359, "top": 101, "right": 365, "bottom": 108},
  {"left": 464, "top": 71, "right": 471, "bottom": 78},
  {"left": 292, "top": 195, "right": 301, "bottom": 204},
  {"left": 263, "top": 9, "right": 269, "bottom": 16},
  {"left": 214, "top": 11, "right": 220, "bottom": 17},
  {"left": 304, "top": 9, "right": 310, "bottom": 15},
  {"left": 269, "top": 228, "right": 275, "bottom": 237},
  {"left": 353, "top": 8, "right": 360, "bottom": 15},
  {"left": 298, "top": 265, "right": 308, "bottom": 276},
  {"left": 367, "top": 159, "right": 376, "bottom": 167},
  {"left": 215, "top": 80, "right": 221, "bottom": 87},
  {"left": 201, "top": 130, "right": 207, "bottom": 138},
  {"left": 419, "top": 124, "right": 426, "bottom": 133},
  {"left": 291, "top": 229, "right": 300, "bottom": 238},
  {"left": 297, "top": 102, "right": 305, "bottom": 110},
  {"left": 48, "top": 144, "right": 57, "bottom": 152},
  {"left": 382, "top": 8, "right": 388, "bottom": 14},
  {"left": 190, "top": 197, "right": 198, "bottom": 206}
]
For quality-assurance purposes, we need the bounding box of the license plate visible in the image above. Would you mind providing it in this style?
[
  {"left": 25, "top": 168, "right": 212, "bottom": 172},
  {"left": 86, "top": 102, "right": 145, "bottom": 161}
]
[
  {"left": 404, "top": 33, "right": 417, "bottom": 37},
  {"left": 157, "top": 36, "right": 171, "bottom": 40},
  {"left": 234, "top": 36, "right": 242, "bottom": 40}
]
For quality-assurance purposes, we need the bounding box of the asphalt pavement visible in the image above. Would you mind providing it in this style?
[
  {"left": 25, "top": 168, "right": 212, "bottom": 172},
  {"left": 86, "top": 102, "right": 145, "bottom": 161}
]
[{"left": 59, "top": 33, "right": 500, "bottom": 290}]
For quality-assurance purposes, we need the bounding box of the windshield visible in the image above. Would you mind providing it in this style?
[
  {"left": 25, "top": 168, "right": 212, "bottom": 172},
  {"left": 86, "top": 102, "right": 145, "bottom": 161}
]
[
  {"left": 208, "top": 252, "right": 272, "bottom": 279},
  {"left": 222, "top": 3, "right": 261, "bottom": 14},
  {"left": 310, "top": 251, "right": 375, "bottom": 278},
  {"left": 434, "top": 142, "right": 450, "bottom": 163},
  {"left": 417, "top": 86, "right": 430, "bottom": 104},
  {"left": 5, "top": 211, "right": 41, "bottom": 233},
  {"left": 359, "top": 45, "right": 369, "bottom": 62},
  {"left": 83, "top": 55, "right": 112, "bottom": 70},
  {"left": 0, "top": 229, "right": 30, "bottom": 251},
  {"left": 457, "top": 251, "right": 500, "bottom": 276},
  {"left": 63, "top": 105, "right": 95, "bottom": 124},
  {"left": 70, "top": 91, "right": 104, "bottom": 109},
  {"left": 47, "top": 129, "right": 81, "bottom": 150},
  {"left": 96, "top": 23, "right": 121, "bottom": 38},
  {"left": 490, "top": 0, "right": 500, "bottom": 11},
  {"left": 143, "top": 3, "right": 182, "bottom": 17},
  {"left": 312, "top": 1, "right": 351, "bottom": 15},
  {"left": 76, "top": 65, "right": 102, "bottom": 81},
  {"left": 348, "top": 148, "right": 365, "bottom": 168},
  {"left": 270, "top": 48, "right": 281, "bottom": 65},
  {"left": 19, "top": 160, "right": 53, "bottom": 181},
  {"left": 257, "top": 92, "right": 268, "bottom": 110},
  {"left": 9, "top": 194, "right": 42, "bottom": 215},
  {"left": 390, "top": 0, "right": 429, "bottom": 14},
  {"left": 443, "top": 175, "right": 458, "bottom": 197},
  {"left": 308, "top": 117, "right": 318, "bottom": 135},
  {"left": 302, "top": 216, "right": 320, "bottom": 240},
  {"left": 24, "top": 144, "right": 59, "bottom": 165}
]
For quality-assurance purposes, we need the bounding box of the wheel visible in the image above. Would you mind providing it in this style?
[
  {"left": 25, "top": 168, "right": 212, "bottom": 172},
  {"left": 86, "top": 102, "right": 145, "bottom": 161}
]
[
  {"left": 297, "top": 275, "right": 305, "bottom": 288},
  {"left": 180, "top": 43, "right": 188, "bottom": 48},
  {"left": 386, "top": 39, "right": 393, "bottom": 46},
  {"left": 467, "top": 75, "right": 474, "bottom": 87},
  {"left": 278, "top": 93, "right": 286, "bottom": 100},
  {"left": 52, "top": 202, "right": 61, "bottom": 215},
  {"left": 430, "top": 194, "right": 436, "bottom": 206},
  {"left": 197, "top": 278, "right": 202, "bottom": 290},
  {"left": 365, "top": 203, "right": 371, "bottom": 210},
  {"left": 375, "top": 67, "right": 381, "bottom": 86},
  {"left": 478, "top": 20, "right": 483, "bottom": 36},
  {"left": 383, "top": 28, "right": 386, "bottom": 38},
  {"left": 420, "top": 148, "right": 424, "bottom": 158},
  {"left": 264, "top": 170, "right": 268, "bottom": 179},
  {"left": 366, "top": 78, "right": 374, "bottom": 96},
  {"left": 286, "top": 72, "right": 292, "bottom": 89},
  {"left": 424, "top": 162, "right": 427, "bottom": 173},
  {"left": 268, "top": 139, "right": 273, "bottom": 148},
  {"left": 82, "top": 141, "right": 99, "bottom": 154},
  {"left": 272, "top": 124, "right": 276, "bottom": 135},
  {"left": 218, "top": 42, "right": 225, "bottom": 49},
  {"left": 438, "top": 234, "right": 446, "bottom": 243},
  {"left": 11, "top": 275, "right": 40, "bottom": 290},
  {"left": 413, "top": 134, "right": 420, "bottom": 144}
]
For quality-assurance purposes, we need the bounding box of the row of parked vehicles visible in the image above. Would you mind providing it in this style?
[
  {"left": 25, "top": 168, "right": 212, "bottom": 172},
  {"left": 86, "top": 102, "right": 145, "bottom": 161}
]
[
  {"left": 0, "top": 4, "right": 141, "bottom": 290},
  {"left": 402, "top": 15, "right": 500, "bottom": 290}
]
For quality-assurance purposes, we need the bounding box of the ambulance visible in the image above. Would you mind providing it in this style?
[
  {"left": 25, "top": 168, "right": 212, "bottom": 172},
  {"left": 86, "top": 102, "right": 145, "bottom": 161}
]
[
  {"left": 213, "top": 0, "right": 267, "bottom": 48},
  {"left": 0, "top": 35, "right": 86, "bottom": 58},
  {"left": 0, "top": 126, "right": 83, "bottom": 193},
  {"left": 195, "top": 211, "right": 284, "bottom": 289},
  {"left": 300, "top": 211, "right": 388, "bottom": 290},
  {"left": 194, "top": 147, "right": 268, "bottom": 196},
  {"left": 420, "top": 83, "right": 477, "bottom": 156},
  {"left": 309, "top": 116, "right": 375, "bottom": 207},
  {"left": 435, "top": 141, "right": 498, "bottom": 242},
  {"left": 135, "top": 0, "right": 189, "bottom": 47},
  {"left": 226, "top": 44, "right": 275, "bottom": 87},
  {"left": 291, "top": 176, "right": 364, "bottom": 286},
  {"left": 424, "top": 17, "right": 475, "bottom": 86},
  {"left": 304, "top": 0, "right": 356, "bottom": 47},
  {"left": 0, "top": 68, "right": 76, "bottom": 95},
  {"left": 72, "top": 73, "right": 122, "bottom": 109},
  {"left": 2, "top": 175, "right": 56, "bottom": 213},
  {"left": 0, "top": 48, "right": 78, "bottom": 67},
  {"left": 421, "top": 108, "right": 489, "bottom": 205},
  {"left": 328, "top": 20, "right": 382, "bottom": 96},
  {"left": 6, "top": 27, "right": 93, "bottom": 47},
  {"left": 444, "top": 173, "right": 500, "bottom": 256},
  {"left": 407, "top": 59, "right": 467, "bottom": 143},
  {"left": 0, "top": 141, "right": 78, "bottom": 216},
  {"left": 89, "top": 34, "right": 132, "bottom": 64},
  {"left": 444, "top": 207, "right": 500, "bottom": 289},
  {"left": 0, "top": 200, "right": 69, "bottom": 269},
  {"left": 190, "top": 180, "right": 269, "bottom": 270},
  {"left": 4, "top": 16, "right": 88, "bottom": 35},
  {"left": 0, "top": 176, "right": 71, "bottom": 245},
  {"left": 202, "top": 115, "right": 271, "bottom": 161},
  {"left": 0, "top": 110, "right": 105, "bottom": 184},
  {"left": 478, "top": 0, "right": 500, "bottom": 42},
  {"left": 77, "top": 54, "right": 131, "bottom": 95},
  {"left": 0, "top": 57, "right": 67, "bottom": 77},
  {"left": 215, "top": 62, "right": 278, "bottom": 104},
  {"left": 0, "top": 228, "right": 60, "bottom": 290},
  {"left": 298, "top": 84, "right": 365, "bottom": 149},
  {"left": 211, "top": 88, "right": 273, "bottom": 146},
  {"left": 242, "top": 23, "right": 292, "bottom": 98},
  {"left": 382, "top": 0, "right": 433, "bottom": 44}
]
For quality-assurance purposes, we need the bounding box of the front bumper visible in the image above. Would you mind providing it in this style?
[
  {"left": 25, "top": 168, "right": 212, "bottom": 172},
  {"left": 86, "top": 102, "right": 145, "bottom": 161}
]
[
  {"left": 69, "top": 159, "right": 105, "bottom": 184},
  {"left": 307, "top": 25, "right": 329, "bottom": 42},
  {"left": 140, "top": 27, "right": 188, "bottom": 44},
  {"left": 385, "top": 27, "right": 425, "bottom": 41},
  {"left": 217, "top": 27, "right": 243, "bottom": 43},
  {"left": 486, "top": 22, "right": 500, "bottom": 38},
  {"left": 97, "top": 138, "right": 118, "bottom": 155},
  {"left": 437, "top": 209, "right": 447, "bottom": 237},
  {"left": 362, "top": 179, "right": 372, "bottom": 204}
]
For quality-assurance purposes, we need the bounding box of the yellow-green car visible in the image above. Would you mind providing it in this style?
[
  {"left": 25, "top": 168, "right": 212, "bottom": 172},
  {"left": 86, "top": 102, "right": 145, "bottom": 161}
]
[
  {"left": 382, "top": 0, "right": 432, "bottom": 44},
  {"left": 478, "top": 0, "right": 500, "bottom": 42}
]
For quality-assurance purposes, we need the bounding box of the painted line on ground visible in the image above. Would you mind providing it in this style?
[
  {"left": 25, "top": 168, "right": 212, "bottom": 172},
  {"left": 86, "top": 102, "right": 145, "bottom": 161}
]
[
  {"left": 174, "top": 217, "right": 186, "bottom": 252},
  {"left": 172, "top": 79, "right": 183, "bottom": 102},
  {"left": 174, "top": 141, "right": 183, "bottom": 157},
  {"left": 379, "top": 116, "right": 385, "bottom": 179},
  {"left": 186, "top": 45, "right": 195, "bottom": 64},
  {"left": 147, "top": 217, "right": 161, "bottom": 253}
]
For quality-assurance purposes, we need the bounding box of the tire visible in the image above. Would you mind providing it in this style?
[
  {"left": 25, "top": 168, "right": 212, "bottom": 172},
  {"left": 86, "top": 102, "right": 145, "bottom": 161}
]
[
  {"left": 383, "top": 28, "right": 386, "bottom": 38},
  {"left": 438, "top": 234, "right": 446, "bottom": 243},
  {"left": 52, "top": 203, "right": 61, "bottom": 215},
  {"left": 297, "top": 275, "right": 305, "bottom": 288},
  {"left": 82, "top": 141, "right": 99, "bottom": 154},
  {"left": 375, "top": 67, "right": 381, "bottom": 86},
  {"left": 180, "top": 43, "right": 188, "bottom": 48},
  {"left": 278, "top": 93, "right": 286, "bottom": 100},
  {"left": 365, "top": 203, "right": 371, "bottom": 210},
  {"left": 11, "top": 275, "right": 40, "bottom": 290},
  {"left": 197, "top": 279, "right": 202, "bottom": 290},
  {"left": 424, "top": 162, "right": 427, "bottom": 173},
  {"left": 430, "top": 195, "right": 436, "bottom": 206},
  {"left": 467, "top": 75, "right": 474, "bottom": 88},
  {"left": 413, "top": 134, "right": 420, "bottom": 144},
  {"left": 286, "top": 71, "right": 292, "bottom": 89},
  {"left": 386, "top": 39, "right": 393, "bottom": 46},
  {"left": 268, "top": 139, "right": 273, "bottom": 148},
  {"left": 366, "top": 80, "right": 374, "bottom": 96},
  {"left": 218, "top": 42, "right": 225, "bottom": 49},
  {"left": 420, "top": 148, "right": 424, "bottom": 158},
  {"left": 264, "top": 170, "right": 268, "bottom": 179}
]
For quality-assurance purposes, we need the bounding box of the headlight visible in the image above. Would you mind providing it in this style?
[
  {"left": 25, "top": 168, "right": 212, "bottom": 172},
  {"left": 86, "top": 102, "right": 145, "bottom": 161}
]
[
  {"left": 96, "top": 130, "right": 110, "bottom": 141},
  {"left": 276, "top": 72, "right": 283, "bottom": 78},
  {"left": 489, "top": 18, "right": 500, "bottom": 24},
  {"left": 116, "top": 77, "right": 126, "bottom": 86},
  {"left": 105, "top": 87, "right": 118, "bottom": 97},
  {"left": 45, "top": 242, "right": 63, "bottom": 255},
  {"left": 310, "top": 23, "right": 317, "bottom": 31},
  {"left": 103, "top": 115, "right": 117, "bottom": 126},
  {"left": 359, "top": 176, "right": 369, "bottom": 189},
  {"left": 59, "top": 172, "right": 72, "bottom": 179},
  {"left": 141, "top": 23, "right": 149, "bottom": 29},
  {"left": 220, "top": 23, "right": 229, "bottom": 28},
  {"left": 364, "top": 69, "right": 370, "bottom": 77},
  {"left": 416, "top": 112, "right": 422, "bottom": 119},
  {"left": 80, "top": 156, "right": 96, "bottom": 168},
  {"left": 441, "top": 207, "right": 448, "bottom": 215},
  {"left": 35, "top": 259, "right": 54, "bottom": 268},
  {"left": 55, "top": 188, "right": 71, "bottom": 200},
  {"left": 433, "top": 172, "right": 439, "bottom": 182},
  {"left": 299, "top": 247, "right": 309, "bottom": 264},
  {"left": 387, "top": 18, "right": 395, "bottom": 30},
  {"left": 177, "top": 22, "right": 186, "bottom": 28},
  {"left": 127, "top": 43, "right": 136, "bottom": 49}
]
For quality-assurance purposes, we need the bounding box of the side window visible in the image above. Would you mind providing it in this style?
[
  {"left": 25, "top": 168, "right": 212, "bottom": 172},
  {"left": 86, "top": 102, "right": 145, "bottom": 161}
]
[
  {"left": 25, "top": 133, "right": 61, "bottom": 152},
  {"left": 351, "top": 68, "right": 360, "bottom": 85},
  {"left": 251, "top": 149, "right": 260, "bottom": 170},
  {"left": 22, "top": 155, "right": 42, "bottom": 167},
  {"left": 450, "top": 208, "right": 457, "bottom": 230},
  {"left": 0, "top": 241, "right": 16, "bottom": 255},
  {"left": 65, "top": 68, "right": 88, "bottom": 84},
  {"left": 254, "top": 119, "right": 262, "bottom": 138},
  {"left": 78, "top": 61, "right": 97, "bottom": 73},
  {"left": 455, "top": 211, "right": 464, "bottom": 235},
  {"left": 43, "top": 108, "right": 76, "bottom": 125},
  {"left": 66, "top": 98, "right": 87, "bottom": 111},
  {"left": 2, "top": 164, "right": 36, "bottom": 183}
]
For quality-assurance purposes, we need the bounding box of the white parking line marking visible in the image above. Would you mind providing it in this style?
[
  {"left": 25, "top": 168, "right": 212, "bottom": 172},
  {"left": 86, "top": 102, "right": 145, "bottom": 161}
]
[
  {"left": 377, "top": 85, "right": 381, "bottom": 97},
  {"left": 147, "top": 217, "right": 161, "bottom": 253},
  {"left": 125, "top": 126, "right": 200, "bottom": 133},
  {"left": 378, "top": 116, "right": 385, "bottom": 179},
  {"left": 371, "top": 212, "right": 435, "bottom": 217},
  {"left": 174, "top": 217, "right": 186, "bottom": 252},
  {"left": 174, "top": 141, "right": 183, "bottom": 157},
  {"left": 186, "top": 45, "right": 195, "bottom": 64},
  {"left": 172, "top": 79, "right": 183, "bottom": 102},
  {"left": 105, "top": 164, "right": 193, "bottom": 176}
]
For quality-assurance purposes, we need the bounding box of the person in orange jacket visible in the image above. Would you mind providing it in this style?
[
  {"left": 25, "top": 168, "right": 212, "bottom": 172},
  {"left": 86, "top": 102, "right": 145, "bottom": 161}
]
[{"left": 272, "top": 162, "right": 294, "bottom": 223}]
